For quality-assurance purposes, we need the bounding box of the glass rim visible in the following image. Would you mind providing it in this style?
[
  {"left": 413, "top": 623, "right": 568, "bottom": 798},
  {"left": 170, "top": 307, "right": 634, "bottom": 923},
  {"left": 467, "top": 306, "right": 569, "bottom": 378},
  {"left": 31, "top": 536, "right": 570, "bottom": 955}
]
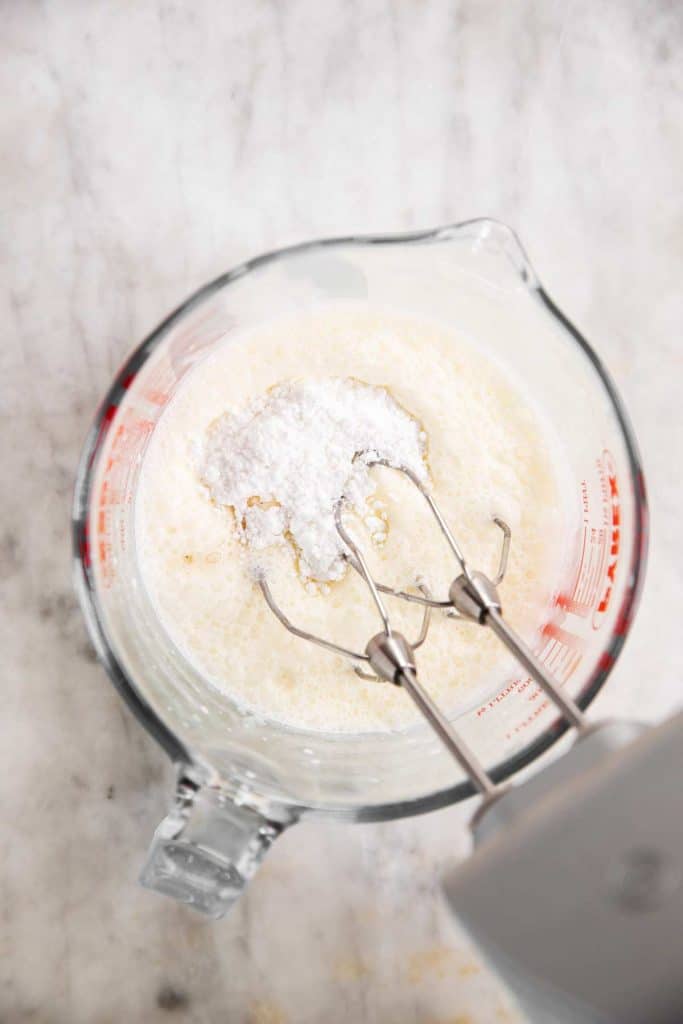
[{"left": 72, "top": 219, "right": 649, "bottom": 823}]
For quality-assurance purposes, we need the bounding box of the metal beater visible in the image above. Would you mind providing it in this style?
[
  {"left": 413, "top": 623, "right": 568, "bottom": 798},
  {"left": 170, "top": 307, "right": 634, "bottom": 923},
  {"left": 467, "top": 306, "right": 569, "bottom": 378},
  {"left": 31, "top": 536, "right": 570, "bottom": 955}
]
[{"left": 258, "top": 454, "right": 590, "bottom": 804}]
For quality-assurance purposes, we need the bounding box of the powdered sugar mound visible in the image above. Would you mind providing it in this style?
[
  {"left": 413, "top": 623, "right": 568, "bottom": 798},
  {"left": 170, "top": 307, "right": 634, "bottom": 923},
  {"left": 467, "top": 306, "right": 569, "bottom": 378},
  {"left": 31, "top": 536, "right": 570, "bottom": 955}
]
[{"left": 200, "top": 377, "right": 428, "bottom": 581}]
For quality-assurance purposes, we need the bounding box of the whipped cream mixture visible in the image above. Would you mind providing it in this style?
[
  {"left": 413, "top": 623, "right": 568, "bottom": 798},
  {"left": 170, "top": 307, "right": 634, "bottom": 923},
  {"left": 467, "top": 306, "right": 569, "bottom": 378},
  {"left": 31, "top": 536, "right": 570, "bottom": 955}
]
[{"left": 136, "top": 306, "right": 568, "bottom": 732}]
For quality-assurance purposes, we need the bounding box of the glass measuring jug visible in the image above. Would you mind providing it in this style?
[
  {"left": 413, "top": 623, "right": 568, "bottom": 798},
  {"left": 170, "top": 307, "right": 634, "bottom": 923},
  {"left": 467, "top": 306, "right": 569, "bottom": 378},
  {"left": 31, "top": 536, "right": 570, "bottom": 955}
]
[{"left": 72, "top": 220, "right": 647, "bottom": 916}]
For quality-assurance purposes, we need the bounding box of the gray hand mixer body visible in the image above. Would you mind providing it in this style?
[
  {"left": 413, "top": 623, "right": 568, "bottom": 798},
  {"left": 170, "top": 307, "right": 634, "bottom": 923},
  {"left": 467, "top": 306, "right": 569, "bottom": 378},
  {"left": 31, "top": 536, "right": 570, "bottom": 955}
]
[{"left": 260, "top": 457, "right": 683, "bottom": 1024}]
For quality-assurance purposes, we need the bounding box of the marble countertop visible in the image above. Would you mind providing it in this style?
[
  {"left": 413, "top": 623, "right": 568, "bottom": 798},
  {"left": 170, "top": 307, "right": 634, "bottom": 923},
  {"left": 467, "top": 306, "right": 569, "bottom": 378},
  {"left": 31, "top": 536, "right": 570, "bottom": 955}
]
[{"left": 2, "top": 2, "right": 682, "bottom": 1022}]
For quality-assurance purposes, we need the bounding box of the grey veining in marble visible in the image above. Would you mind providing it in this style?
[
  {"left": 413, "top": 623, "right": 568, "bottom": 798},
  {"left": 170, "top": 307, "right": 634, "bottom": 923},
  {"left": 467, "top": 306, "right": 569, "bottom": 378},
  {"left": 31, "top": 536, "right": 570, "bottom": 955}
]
[{"left": 1, "top": 2, "right": 682, "bottom": 1022}]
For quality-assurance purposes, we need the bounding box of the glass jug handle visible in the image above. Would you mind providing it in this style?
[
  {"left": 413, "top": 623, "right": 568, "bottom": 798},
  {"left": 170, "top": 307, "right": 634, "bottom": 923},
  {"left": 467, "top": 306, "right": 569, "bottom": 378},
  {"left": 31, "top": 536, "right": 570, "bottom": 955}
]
[{"left": 139, "top": 772, "right": 289, "bottom": 917}]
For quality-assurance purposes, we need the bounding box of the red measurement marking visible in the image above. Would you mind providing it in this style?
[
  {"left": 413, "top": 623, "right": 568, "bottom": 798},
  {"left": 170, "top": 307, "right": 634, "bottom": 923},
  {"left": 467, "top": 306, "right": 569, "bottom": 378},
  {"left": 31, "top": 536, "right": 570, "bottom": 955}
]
[
  {"left": 564, "top": 450, "right": 621, "bottom": 632},
  {"left": 145, "top": 388, "right": 169, "bottom": 406},
  {"left": 613, "top": 602, "right": 631, "bottom": 638},
  {"left": 476, "top": 451, "right": 621, "bottom": 721},
  {"left": 543, "top": 620, "right": 584, "bottom": 651},
  {"left": 564, "top": 524, "right": 590, "bottom": 615},
  {"left": 110, "top": 422, "right": 127, "bottom": 453},
  {"left": 475, "top": 622, "right": 584, "bottom": 719},
  {"left": 476, "top": 681, "right": 518, "bottom": 717},
  {"left": 575, "top": 529, "right": 591, "bottom": 605},
  {"left": 79, "top": 520, "right": 91, "bottom": 569},
  {"left": 87, "top": 402, "right": 119, "bottom": 471},
  {"left": 582, "top": 532, "right": 604, "bottom": 608},
  {"left": 580, "top": 527, "right": 605, "bottom": 607},
  {"left": 592, "top": 451, "right": 620, "bottom": 631},
  {"left": 598, "top": 650, "right": 615, "bottom": 673},
  {"left": 545, "top": 642, "right": 564, "bottom": 677},
  {"left": 95, "top": 413, "right": 154, "bottom": 587},
  {"left": 505, "top": 698, "right": 553, "bottom": 740}
]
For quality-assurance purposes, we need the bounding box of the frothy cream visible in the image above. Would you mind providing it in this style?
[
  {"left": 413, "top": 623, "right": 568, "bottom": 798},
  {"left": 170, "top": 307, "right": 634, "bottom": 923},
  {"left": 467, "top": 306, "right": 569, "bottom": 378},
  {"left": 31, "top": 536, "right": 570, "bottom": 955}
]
[{"left": 136, "top": 305, "right": 567, "bottom": 733}]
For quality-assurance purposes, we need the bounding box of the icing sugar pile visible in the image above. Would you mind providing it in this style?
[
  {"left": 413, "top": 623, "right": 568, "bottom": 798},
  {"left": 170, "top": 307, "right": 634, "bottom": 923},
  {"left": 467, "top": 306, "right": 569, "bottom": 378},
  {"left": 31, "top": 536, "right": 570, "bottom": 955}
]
[{"left": 200, "top": 377, "right": 428, "bottom": 581}]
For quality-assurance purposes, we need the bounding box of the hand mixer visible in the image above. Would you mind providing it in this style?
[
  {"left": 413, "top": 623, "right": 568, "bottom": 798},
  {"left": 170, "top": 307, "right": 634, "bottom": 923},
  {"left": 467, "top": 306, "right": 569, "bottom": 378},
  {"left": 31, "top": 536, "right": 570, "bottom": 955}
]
[{"left": 258, "top": 455, "right": 683, "bottom": 1024}]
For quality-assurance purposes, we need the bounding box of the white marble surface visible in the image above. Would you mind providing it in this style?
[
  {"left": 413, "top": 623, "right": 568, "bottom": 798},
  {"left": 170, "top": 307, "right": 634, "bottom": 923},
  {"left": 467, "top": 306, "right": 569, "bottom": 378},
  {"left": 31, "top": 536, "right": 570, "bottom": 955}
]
[{"left": 2, "top": 2, "right": 682, "bottom": 1022}]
